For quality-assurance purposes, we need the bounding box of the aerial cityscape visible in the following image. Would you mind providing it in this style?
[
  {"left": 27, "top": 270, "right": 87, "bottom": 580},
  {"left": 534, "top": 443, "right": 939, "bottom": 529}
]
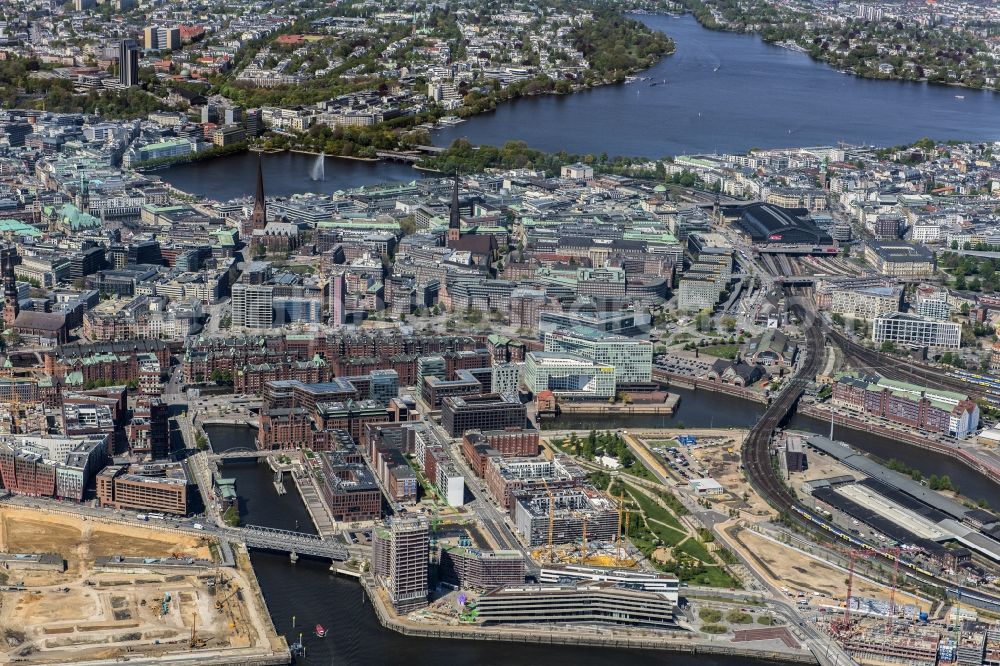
[{"left": 2, "top": 0, "right": 1000, "bottom": 665}]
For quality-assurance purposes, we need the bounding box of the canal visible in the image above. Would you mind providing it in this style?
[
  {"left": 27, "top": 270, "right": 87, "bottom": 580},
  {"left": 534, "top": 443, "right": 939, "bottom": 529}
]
[
  {"left": 206, "top": 424, "right": 758, "bottom": 665},
  {"left": 205, "top": 375, "right": 1000, "bottom": 664}
]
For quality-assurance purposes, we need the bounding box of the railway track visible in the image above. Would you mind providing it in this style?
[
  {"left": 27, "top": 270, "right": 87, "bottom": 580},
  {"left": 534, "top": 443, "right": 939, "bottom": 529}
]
[
  {"left": 828, "top": 327, "right": 993, "bottom": 400},
  {"left": 739, "top": 284, "right": 1000, "bottom": 609},
  {"left": 741, "top": 300, "right": 825, "bottom": 524}
]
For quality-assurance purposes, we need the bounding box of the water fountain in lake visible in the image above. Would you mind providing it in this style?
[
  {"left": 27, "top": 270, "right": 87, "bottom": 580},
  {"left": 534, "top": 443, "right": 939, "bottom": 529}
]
[{"left": 310, "top": 152, "right": 325, "bottom": 181}]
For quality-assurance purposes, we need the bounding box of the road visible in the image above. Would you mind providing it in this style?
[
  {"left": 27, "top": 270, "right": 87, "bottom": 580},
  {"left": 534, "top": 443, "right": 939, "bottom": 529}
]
[{"left": 421, "top": 417, "right": 536, "bottom": 570}]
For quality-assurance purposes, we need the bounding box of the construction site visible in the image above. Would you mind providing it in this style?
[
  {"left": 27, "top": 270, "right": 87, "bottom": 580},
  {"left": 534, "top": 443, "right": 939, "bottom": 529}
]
[
  {"left": 0, "top": 505, "right": 288, "bottom": 665},
  {"left": 524, "top": 486, "right": 641, "bottom": 568}
]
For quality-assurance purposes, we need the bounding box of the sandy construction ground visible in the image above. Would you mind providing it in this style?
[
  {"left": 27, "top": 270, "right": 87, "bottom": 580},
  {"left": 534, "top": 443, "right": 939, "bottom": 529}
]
[
  {"left": 0, "top": 506, "right": 284, "bottom": 665},
  {"left": 731, "top": 527, "right": 927, "bottom": 609}
]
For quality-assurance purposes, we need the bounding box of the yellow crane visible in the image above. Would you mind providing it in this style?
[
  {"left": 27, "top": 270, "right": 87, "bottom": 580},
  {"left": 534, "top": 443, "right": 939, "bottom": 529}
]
[
  {"left": 542, "top": 478, "right": 555, "bottom": 563},
  {"left": 615, "top": 489, "right": 635, "bottom": 566}
]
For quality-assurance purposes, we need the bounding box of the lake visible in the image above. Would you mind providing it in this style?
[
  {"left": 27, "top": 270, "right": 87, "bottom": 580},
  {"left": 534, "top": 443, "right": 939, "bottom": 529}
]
[
  {"left": 433, "top": 14, "right": 1000, "bottom": 157},
  {"left": 158, "top": 14, "right": 1000, "bottom": 200}
]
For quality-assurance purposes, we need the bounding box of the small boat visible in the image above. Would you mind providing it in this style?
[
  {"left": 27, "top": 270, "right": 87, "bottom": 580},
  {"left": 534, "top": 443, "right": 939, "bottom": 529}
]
[
  {"left": 314, "top": 624, "right": 327, "bottom": 638},
  {"left": 649, "top": 82, "right": 657, "bottom": 87},
  {"left": 955, "top": 95, "right": 965, "bottom": 100}
]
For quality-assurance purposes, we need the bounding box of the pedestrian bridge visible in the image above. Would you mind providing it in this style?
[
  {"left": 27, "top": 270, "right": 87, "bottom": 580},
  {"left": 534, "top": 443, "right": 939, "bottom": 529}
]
[{"left": 240, "top": 524, "right": 349, "bottom": 560}]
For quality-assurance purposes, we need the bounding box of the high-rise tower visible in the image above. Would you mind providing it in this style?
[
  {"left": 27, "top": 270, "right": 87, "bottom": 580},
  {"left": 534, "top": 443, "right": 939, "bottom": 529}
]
[{"left": 119, "top": 39, "right": 140, "bottom": 87}]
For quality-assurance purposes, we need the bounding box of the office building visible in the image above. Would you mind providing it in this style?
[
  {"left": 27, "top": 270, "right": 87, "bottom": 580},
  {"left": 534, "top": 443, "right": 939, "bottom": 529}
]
[
  {"left": 477, "top": 581, "right": 677, "bottom": 629},
  {"left": 440, "top": 394, "right": 526, "bottom": 437},
  {"left": 872, "top": 312, "right": 961, "bottom": 349},
  {"left": 544, "top": 327, "right": 652, "bottom": 385},
  {"left": 319, "top": 453, "right": 381, "bottom": 521},
  {"left": 538, "top": 565, "right": 680, "bottom": 600},
  {"left": 372, "top": 516, "right": 429, "bottom": 613},
  {"left": 523, "top": 352, "right": 615, "bottom": 399},
  {"left": 231, "top": 282, "right": 274, "bottom": 329},
  {"left": 96, "top": 463, "right": 189, "bottom": 515},
  {"left": 143, "top": 26, "right": 159, "bottom": 50},
  {"left": 491, "top": 362, "right": 522, "bottom": 398},
  {"left": 865, "top": 242, "right": 935, "bottom": 279},
  {"left": 119, "top": 39, "right": 140, "bottom": 87},
  {"left": 538, "top": 311, "right": 651, "bottom": 337},
  {"left": 833, "top": 371, "right": 979, "bottom": 437},
  {"left": 369, "top": 369, "right": 399, "bottom": 404},
  {"left": 829, "top": 284, "right": 902, "bottom": 321}
]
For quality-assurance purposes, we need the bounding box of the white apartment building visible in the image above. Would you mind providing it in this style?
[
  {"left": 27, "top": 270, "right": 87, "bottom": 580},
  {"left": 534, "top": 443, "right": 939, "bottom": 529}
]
[
  {"left": 829, "top": 285, "right": 901, "bottom": 320},
  {"left": 231, "top": 283, "right": 274, "bottom": 329}
]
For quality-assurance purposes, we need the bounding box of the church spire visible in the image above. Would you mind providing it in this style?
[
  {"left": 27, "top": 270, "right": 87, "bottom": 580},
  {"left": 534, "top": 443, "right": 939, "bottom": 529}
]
[
  {"left": 251, "top": 156, "right": 267, "bottom": 231},
  {"left": 447, "top": 174, "right": 461, "bottom": 243},
  {"left": 2, "top": 247, "right": 19, "bottom": 328}
]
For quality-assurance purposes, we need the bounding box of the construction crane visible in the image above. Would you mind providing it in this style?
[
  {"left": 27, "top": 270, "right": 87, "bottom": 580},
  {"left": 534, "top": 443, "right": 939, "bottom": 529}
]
[
  {"left": 832, "top": 548, "right": 873, "bottom": 636},
  {"left": 609, "top": 489, "right": 636, "bottom": 566},
  {"left": 953, "top": 589, "right": 963, "bottom": 646},
  {"left": 884, "top": 546, "right": 900, "bottom": 633},
  {"left": 541, "top": 479, "right": 555, "bottom": 563}
]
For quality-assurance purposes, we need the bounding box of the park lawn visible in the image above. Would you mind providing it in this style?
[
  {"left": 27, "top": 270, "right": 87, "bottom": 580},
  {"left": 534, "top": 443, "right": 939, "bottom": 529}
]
[
  {"left": 685, "top": 566, "right": 741, "bottom": 588},
  {"left": 626, "top": 484, "right": 685, "bottom": 532},
  {"left": 699, "top": 344, "right": 740, "bottom": 359},
  {"left": 677, "top": 537, "right": 714, "bottom": 563},
  {"left": 647, "top": 518, "right": 687, "bottom": 548}
]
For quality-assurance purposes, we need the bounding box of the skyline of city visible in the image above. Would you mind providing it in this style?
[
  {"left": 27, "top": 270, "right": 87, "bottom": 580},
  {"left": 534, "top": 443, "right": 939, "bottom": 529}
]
[{"left": 0, "top": 0, "right": 1000, "bottom": 664}]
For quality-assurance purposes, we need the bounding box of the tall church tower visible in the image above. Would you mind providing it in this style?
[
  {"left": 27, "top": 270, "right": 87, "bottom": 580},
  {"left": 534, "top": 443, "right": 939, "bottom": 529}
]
[
  {"left": 251, "top": 157, "right": 267, "bottom": 231},
  {"left": 2, "top": 247, "right": 19, "bottom": 329},
  {"left": 446, "top": 175, "right": 461, "bottom": 244}
]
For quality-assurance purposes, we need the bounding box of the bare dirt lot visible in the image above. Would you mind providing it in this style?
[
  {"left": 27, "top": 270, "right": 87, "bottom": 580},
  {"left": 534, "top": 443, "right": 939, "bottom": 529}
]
[
  {"left": 731, "top": 527, "right": 926, "bottom": 609},
  {"left": 0, "top": 506, "right": 284, "bottom": 665}
]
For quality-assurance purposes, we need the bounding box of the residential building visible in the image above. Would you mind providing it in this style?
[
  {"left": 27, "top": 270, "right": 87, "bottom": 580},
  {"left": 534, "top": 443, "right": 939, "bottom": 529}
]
[
  {"left": 372, "top": 516, "right": 429, "bottom": 613},
  {"left": 439, "top": 546, "right": 525, "bottom": 591}
]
